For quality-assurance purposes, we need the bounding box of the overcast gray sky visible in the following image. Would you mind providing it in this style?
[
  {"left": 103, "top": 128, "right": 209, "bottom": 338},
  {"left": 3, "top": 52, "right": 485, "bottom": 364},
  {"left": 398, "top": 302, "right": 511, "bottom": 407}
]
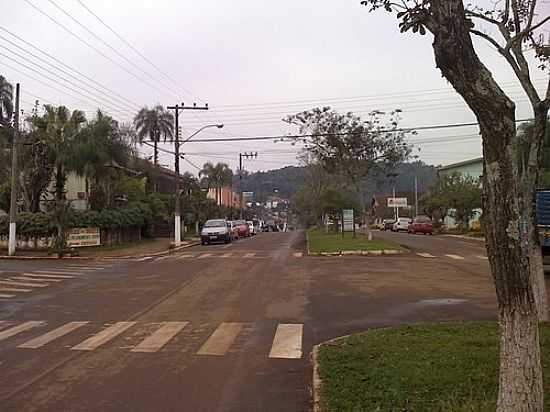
[{"left": 2, "top": 0, "right": 548, "bottom": 174}]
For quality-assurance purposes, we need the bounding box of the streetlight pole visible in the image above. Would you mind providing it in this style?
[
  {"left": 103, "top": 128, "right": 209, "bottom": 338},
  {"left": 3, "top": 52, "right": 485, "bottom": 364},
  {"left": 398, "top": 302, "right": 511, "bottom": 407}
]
[
  {"left": 8, "top": 83, "right": 20, "bottom": 256},
  {"left": 239, "top": 152, "right": 257, "bottom": 219},
  {"left": 166, "top": 103, "right": 210, "bottom": 247}
]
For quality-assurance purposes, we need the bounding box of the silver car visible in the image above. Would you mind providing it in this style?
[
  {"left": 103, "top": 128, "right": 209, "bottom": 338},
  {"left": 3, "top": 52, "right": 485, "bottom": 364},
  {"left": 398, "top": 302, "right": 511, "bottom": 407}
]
[{"left": 201, "top": 219, "right": 231, "bottom": 245}]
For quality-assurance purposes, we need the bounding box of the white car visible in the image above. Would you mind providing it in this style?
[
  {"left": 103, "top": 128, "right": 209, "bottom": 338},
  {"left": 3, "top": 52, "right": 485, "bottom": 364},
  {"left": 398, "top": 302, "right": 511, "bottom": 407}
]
[{"left": 392, "top": 217, "right": 412, "bottom": 232}]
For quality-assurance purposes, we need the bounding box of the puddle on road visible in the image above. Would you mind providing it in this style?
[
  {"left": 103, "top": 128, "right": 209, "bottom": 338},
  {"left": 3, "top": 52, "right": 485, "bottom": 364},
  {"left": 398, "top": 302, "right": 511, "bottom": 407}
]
[{"left": 416, "top": 298, "right": 468, "bottom": 306}]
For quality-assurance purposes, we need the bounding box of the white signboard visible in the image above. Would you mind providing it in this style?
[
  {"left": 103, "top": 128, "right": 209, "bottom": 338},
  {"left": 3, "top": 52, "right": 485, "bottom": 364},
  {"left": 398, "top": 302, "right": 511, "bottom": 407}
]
[
  {"left": 67, "top": 227, "right": 100, "bottom": 247},
  {"left": 342, "top": 209, "right": 354, "bottom": 232},
  {"left": 387, "top": 197, "right": 408, "bottom": 208}
]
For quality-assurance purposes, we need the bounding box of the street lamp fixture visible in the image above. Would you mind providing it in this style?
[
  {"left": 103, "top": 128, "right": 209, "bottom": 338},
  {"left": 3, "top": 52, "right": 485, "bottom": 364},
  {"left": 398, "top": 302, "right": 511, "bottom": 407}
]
[{"left": 182, "top": 124, "right": 224, "bottom": 144}]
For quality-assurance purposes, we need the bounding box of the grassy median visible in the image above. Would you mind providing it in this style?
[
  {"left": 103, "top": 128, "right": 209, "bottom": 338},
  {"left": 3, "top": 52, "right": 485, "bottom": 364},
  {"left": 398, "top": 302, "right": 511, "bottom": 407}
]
[
  {"left": 317, "top": 322, "right": 550, "bottom": 411},
  {"left": 307, "top": 228, "right": 400, "bottom": 254}
]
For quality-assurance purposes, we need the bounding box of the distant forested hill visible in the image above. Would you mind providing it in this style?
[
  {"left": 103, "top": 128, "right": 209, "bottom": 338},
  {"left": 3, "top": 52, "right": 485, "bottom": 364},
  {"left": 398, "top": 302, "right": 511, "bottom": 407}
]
[{"left": 237, "top": 161, "right": 438, "bottom": 202}]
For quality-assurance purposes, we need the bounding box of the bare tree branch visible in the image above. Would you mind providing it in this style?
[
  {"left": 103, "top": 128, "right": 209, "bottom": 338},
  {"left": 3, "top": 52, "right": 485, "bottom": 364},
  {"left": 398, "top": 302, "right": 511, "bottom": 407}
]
[
  {"left": 466, "top": 9, "right": 502, "bottom": 26},
  {"left": 544, "top": 76, "right": 550, "bottom": 105},
  {"left": 471, "top": 29, "right": 507, "bottom": 52},
  {"left": 511, "top": 0, "right": 522, "bottom": 33},
  {"left": 507, "top": 14, "right": 550, "bottom": 51},
  {"left": 503, "top": 0, "right": 511, "bottom": 24}
]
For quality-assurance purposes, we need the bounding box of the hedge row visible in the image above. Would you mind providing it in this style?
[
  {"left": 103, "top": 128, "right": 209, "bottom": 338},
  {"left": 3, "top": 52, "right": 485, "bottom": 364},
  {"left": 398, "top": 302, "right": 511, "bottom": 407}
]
[{"left": 0, "top": 203, "right": 153, "bottom": 237}]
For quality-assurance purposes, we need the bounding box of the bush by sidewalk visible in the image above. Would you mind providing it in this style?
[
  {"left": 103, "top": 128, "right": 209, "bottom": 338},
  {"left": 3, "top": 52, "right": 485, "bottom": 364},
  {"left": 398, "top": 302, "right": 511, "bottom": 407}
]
[{"left": 317, "top": 322, "right": 550, "bottom": 411}]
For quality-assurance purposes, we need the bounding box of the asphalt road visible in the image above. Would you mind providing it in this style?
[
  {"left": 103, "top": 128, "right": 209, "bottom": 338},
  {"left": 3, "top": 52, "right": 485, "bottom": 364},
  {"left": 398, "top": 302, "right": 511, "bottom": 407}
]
[{"left": 0, "top": 231, "right": 516, "bottom": 412}]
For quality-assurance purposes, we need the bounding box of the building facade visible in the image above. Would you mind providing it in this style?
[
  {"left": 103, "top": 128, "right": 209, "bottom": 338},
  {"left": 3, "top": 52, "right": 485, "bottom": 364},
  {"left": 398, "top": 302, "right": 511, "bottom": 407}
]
[{"left": 438, "top": 157, "right": 483, "bottom": 229}]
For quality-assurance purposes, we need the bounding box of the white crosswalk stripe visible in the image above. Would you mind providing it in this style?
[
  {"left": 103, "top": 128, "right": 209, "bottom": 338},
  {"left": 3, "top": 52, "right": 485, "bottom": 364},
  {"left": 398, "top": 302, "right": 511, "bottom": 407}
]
[
  {"left": 477, "top": 256, "right": 489, "bottom": 260},
  {"left": 293, "top": 252, "right": 303, "bottom": 258},
  {"left": 0, "top": 280, "right": 48, "bottom": 288},
  {"left": 446, "top": 254, "right": 465, "bottom": 260},
  {"left": 131, "top": 322, "right": 188, "bottom": 353},
  {"left": 269, "top": 324, "right": 303, "bottom": 359},
  {"left": 136, "top": 257, "right": 153, "bottom": 262},
  {"left": 176, "top": 254, "right": 195, "bottom": 260},
  {"left": 21, "top": 273, "right": 75, "bottom": 279},
  {"left": 0, "top": 293, "right": 15, "bottom": 298},
  {"left": 220, "top": 253, "right": 233, "bottom": 258},
  {"left": 0, "top": 321, "right": 45, "bottom": 342},
  {"left": 11, "top": 276, "right": 64, "bottom": 283},
  {"left": 197, "top": 322, "right": 244, "bottom": 356},
  {"left": 417, "top": 253, "right": 436, "bottom": 258},
  {"left": 18, "top": 322, "right": 89, "bottom": 349},
  {"left": 72, "top": 322, "right": 137, "bottom": 351},
  {"left": 198, "top": 253, "right": 212, "bottom": 259},
  {"left": 0, "top": 287, "right": 32, "bottom": 293},
  {"left": 243, "top": 253, "right": 256, "bottom": 258},
  {"left": 34, "top": 271, "right": 82, "bottom": 276},
  {"left": 64, "top": 266, "right": 105, "bottom": 270}
]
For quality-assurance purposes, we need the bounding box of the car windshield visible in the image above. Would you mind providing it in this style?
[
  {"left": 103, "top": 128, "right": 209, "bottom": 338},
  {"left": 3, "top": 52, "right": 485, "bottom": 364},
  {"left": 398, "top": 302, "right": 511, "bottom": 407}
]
[{"left": 204, "top": 220, "right": 226, "bottom": 228}]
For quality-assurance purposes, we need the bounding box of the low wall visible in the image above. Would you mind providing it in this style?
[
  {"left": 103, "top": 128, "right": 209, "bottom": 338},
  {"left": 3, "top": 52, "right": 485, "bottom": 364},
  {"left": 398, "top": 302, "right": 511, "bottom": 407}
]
[{"left": 0, "top": 227, "right": 142, "bottom": 250}]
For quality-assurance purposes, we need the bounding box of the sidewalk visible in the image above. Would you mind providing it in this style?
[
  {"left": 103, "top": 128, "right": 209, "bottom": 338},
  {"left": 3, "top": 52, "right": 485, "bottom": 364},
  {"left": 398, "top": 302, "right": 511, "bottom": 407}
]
[{"left": 0, "top": 237, "right": 200, "bottom": 260}]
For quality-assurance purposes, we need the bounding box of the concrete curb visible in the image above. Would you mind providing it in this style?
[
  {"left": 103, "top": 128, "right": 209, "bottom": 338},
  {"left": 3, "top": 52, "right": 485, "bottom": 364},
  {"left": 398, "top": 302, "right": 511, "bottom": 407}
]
[
  {"left": 308, "top": 249, "right": 405, "bottom": 257},
  {"left": 0, "top": 241, "right": 200, "bottom": 261},
  {"left": 444, "top": 234, "right": 485, "bottom": 242},
  {"left": 311, "top": 344, "right": 321, "bottom": 412}
]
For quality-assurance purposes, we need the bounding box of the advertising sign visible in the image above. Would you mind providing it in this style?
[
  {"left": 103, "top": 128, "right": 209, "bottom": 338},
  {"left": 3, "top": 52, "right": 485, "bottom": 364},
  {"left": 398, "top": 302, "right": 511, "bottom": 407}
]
[
  {"left": 387, "top": 197, "right": 408, "bottom": 208},
  {"left": 67, "top": 227, "right": 101, "bottom": 247},
  {"left": 342, "top": 209, "right": 354, "bottom": 232}
]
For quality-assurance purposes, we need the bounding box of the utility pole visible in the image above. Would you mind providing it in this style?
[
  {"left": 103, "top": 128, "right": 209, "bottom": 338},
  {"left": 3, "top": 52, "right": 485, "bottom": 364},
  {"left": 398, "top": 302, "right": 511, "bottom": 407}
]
[
  {"left": 8, "top": 83, "right": 20, "bottom": 256},
  {"left": 166, "top": 102, "right": 208, "bottom": 247},
  {"left": 239, "top": 152, "right": 257, "bottom": 219},
  {"left": 414, "top": 176, "right": 419, "bottom": 217}
]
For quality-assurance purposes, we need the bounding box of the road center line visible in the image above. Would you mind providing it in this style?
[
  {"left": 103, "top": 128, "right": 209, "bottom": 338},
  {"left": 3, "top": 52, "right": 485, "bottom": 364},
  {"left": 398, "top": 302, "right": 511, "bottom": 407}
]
[
  {"left": 197, "top": 322, "right": 244, "bottom": 356},
  {"left": 269, "top": 324, "right": 303, "bottom": 359},
  {"left": 18, "top": 322, "right": 89, "bottom": 349},
  {"left": 71, "top": 322, "right": 137, "bottom": 351},
  {"left": 0, "top": 321, "right": 45, "bottom": 342},
  {"left": 131, "top": 322, "right": 188, "bottom": 353},
  {"left": 446, "top": 254, "right": 465, "bottom": 260}
]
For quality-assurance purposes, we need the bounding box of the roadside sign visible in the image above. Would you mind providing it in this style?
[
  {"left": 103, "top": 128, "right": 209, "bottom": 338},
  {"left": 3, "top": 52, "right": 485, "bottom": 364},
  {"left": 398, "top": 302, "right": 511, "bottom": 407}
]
[
  {"left": 342, "top": 209, "right": 354, "bottom": 232},
  {"left": 67, "top": 227, "right": 100, "bottom": 247},
  {"left": 387, "top": 197, "right": 408, "bottom": 208}
]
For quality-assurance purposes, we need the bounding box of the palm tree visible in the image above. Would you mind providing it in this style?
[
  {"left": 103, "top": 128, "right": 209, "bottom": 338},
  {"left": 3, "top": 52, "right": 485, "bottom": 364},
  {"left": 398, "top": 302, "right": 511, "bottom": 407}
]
[
  {"left": 32, "top": 105, "right": 86, "bottom": 201},
  {"left": 199, "top": 162, "right": 233, "bottom": 205},
  {"left": 0, "top": 75, "right": 13, "bottom": 126},
  {"left": 133, "top": 105, "right": 174, "bottom": 166}
]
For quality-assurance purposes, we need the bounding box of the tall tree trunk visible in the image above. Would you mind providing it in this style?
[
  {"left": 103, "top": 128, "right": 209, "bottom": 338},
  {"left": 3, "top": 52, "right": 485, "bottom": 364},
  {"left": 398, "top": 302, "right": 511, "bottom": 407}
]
[
  {"left": 426, "top": 1, "right": 544, "bottom": 409},
  {"left": 153, "top": 140, "right": 158, "bottom": 166},
  {"left": 55, "top": 163, "right": 65, "bottom": 201}
]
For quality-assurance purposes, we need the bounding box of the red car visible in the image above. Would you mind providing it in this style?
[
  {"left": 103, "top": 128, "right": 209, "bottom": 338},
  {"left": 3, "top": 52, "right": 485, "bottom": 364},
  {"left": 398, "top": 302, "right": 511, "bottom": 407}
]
[
  {"left": 408, "top": 216, "right": 433, "bottom": 235},
  {"left": 234, "top": 220, "right": 251, "bottom": 237}
]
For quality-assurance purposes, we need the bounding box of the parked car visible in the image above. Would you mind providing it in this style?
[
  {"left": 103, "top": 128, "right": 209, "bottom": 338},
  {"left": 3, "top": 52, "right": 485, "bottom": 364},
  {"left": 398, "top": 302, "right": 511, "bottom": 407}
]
[
  {"left": 408, "top": 216, "right": 434, "bottom": 235},
  {"left": 234, "top": 220, "right": 251, "bottom": 237},
  {"left": 246, "top": 220, "right": 256, "bottom": 235},
  {"left": 382, "top": 219, "right": 395, "bottom": 231},
  {"left": 392, "top": 217, "right": 412, "bottom": 232},
  {"left": 201, "top": 219, "right": 232, "bottom": 245}
]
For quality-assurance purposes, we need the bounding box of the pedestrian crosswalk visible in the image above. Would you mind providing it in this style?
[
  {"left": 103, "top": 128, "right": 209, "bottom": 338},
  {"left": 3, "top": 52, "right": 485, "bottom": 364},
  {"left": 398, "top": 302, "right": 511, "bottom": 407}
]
[
  {"left": 0, "top": 320, "right": 305, "bottom": 360},
  {"left": 158, "top": 251, "right": 305, "bottom": 262},
  {"left": 0, "top": 263, "right": 113, "bottom": 300},
  {"left": 416, "top": 253, "right": 488, "bottom": 261}
]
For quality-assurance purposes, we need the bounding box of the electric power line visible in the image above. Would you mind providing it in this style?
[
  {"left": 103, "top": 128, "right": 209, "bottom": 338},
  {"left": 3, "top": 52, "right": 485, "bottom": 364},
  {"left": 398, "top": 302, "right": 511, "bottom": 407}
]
[
  {"left": 76, "top": 0, "right": 204, "bottom": 105},
  {"left": 0, "top": 45, "right": 138, "bottom": 113},
  {"left": 0, "top": 26, "right": 141, "bottom": 110},
  {"left": 22, "top": 0, "right": 177, "bottom": 101}
]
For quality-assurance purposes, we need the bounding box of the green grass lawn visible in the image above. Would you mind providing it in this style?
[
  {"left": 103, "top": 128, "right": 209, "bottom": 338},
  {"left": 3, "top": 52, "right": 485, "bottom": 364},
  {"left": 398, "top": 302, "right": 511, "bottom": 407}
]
[
  {"left": 307, "top": 228, "right": 400, "bottom": 253},
  {"left": 317, "top": 322, "right": 550, "bottom": 411}
]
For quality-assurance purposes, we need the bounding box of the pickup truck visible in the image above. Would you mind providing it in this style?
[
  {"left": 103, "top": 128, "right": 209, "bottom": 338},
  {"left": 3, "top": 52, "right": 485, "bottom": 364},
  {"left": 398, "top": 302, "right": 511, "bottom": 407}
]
[{"left": 536, "top": 190, "right": 550, "bottom": 256}]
